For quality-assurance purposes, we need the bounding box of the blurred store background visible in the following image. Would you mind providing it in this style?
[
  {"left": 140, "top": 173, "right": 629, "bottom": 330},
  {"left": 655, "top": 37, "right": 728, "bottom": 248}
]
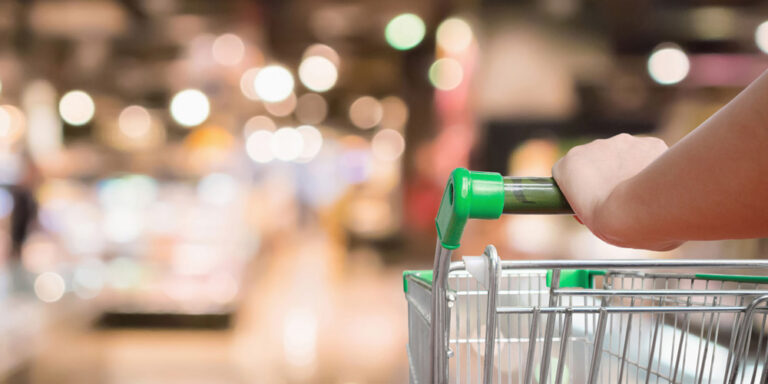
[{"left": 0, "top": 0, "right": 767, "bottom": 382}]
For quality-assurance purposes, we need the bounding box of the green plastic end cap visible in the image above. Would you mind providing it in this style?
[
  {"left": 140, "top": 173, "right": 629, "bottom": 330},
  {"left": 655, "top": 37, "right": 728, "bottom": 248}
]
[{"left": 435, "top": 168, "right": 505, "bottom": 249}]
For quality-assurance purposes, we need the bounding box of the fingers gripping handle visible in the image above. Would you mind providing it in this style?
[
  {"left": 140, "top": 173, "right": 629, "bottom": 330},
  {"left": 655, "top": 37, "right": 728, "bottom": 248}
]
[{"left": 435, "top": 168, "right": 572, "bottom": 249}]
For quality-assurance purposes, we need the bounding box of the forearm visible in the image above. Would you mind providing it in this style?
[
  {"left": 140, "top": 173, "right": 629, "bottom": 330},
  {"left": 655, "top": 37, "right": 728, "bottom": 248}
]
[{"left": 602, "top": 71, "right": 768, "bottom": 248}]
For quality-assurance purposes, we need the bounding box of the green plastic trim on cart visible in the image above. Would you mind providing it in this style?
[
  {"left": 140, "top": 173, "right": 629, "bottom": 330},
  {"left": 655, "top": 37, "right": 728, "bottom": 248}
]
[
  {"left": 435, "top": 168, "right": 505, "bottom": 249},
  {"left": 695, "top": 274, "right": 768, "bottom": 284},
  {"left": 546, "top": 269, "right": 607, "bottom": 289},
  {"left": 403, "top": 270, "right": 434, "bottom": 293}
]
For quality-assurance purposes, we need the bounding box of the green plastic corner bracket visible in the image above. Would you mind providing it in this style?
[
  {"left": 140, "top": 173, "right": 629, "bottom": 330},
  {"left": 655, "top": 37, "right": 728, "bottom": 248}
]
[
  {"left": 435, "top": 168, "right": 505, "bottom": 249},
  {"left": 546, "top": 269, "right": 607, "bottom": 289},
  {"left": 403, "top": 270, "right": 434, "bottom": 292}
]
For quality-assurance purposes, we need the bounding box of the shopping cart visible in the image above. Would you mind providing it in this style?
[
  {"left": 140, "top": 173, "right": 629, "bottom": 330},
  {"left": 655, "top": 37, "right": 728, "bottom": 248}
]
[{"left": 405, "top": 168, "right": 768, "bottom": 384}]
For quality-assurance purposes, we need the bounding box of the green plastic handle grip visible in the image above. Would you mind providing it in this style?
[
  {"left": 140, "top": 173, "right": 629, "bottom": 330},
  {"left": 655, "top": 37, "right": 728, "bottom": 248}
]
[{"left": 435, "top": 168, "right": 573, "bottom": 249}]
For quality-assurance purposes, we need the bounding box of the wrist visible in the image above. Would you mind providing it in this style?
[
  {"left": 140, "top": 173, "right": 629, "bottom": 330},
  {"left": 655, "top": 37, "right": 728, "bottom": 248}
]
[{"left": 592, "top": 180, "right": 636, "bottom": 247}]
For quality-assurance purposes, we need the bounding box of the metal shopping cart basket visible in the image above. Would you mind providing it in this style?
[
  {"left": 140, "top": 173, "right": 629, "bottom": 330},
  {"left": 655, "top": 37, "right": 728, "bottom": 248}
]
[{"left": 404, "top": 168, "right": 768, "bottom": 384}]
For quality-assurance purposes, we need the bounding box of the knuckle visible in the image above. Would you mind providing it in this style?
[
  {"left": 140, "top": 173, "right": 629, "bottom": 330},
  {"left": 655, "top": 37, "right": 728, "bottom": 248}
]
[{"left": 565, "top": 145, "right": 584, "bottom": 156}]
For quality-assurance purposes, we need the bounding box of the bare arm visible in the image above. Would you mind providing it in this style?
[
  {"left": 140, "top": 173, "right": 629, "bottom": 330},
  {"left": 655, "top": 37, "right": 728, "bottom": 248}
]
[{"left": 553, "top": 71, "right": 768, "bottom": 250}]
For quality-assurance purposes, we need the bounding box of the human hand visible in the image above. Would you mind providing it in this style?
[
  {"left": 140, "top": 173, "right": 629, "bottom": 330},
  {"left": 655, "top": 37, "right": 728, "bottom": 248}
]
[{"left": 552, "top": 133, "right": 681, "bottom": 250}]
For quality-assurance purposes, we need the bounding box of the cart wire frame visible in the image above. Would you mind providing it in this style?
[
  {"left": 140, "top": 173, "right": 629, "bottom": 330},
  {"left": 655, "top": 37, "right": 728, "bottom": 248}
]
[{"left": 406, "top": 245, "right": 768, "bottom": 384}]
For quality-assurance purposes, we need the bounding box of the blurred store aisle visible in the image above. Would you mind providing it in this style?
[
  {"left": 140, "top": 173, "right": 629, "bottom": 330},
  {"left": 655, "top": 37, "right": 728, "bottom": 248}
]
[{"left": 12, "top": 222, "right": 409, "bottom": 384}]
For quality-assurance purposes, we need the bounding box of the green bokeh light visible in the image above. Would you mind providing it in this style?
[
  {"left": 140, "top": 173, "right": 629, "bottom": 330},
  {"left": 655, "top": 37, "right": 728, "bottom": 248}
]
[{"left": 385, "top": 13, "right": 426, "bottom": 51}]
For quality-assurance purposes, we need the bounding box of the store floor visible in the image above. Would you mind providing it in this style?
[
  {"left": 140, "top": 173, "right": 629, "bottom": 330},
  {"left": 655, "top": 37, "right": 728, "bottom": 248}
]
[{"left": 12, "top": 227, "right": 413, "bottom": 384}]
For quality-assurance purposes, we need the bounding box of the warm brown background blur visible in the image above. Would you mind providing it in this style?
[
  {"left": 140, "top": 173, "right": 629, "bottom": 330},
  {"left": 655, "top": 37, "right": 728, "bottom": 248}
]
[{"left": 0, "top": 0, "right": 767, "bottom": 383}]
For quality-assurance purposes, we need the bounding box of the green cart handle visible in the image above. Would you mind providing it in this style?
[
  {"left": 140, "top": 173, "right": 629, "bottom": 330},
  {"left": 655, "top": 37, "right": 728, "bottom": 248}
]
[{"left": 435, "top": 168, "right": 573, "bottom": 249}]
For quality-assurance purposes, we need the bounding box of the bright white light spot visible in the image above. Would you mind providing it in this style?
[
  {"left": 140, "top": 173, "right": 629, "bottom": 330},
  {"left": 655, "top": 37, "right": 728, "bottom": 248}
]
[
  {"left": 239, "top": 67, "right": 261, "bottom": 100},
  {"left": 118, "top": 105, "right": 152, "bottom": 138},
  {"left": 170, "top": 89, "right": 210, "bottom": 127},
  {"left": 34, "top": 272, "right": 66, "bottom": 303},
  {"left": 429, "top": 58, "right": 464, "bottom": 91},
  {"left": 436, "top": 18, "right": 473, "bottom": 53},
  {"left": 296, "top": 125, "right": 323, "bottom": 162},
  {"left": 298, "top": 56, "right": 338, "bottom": 92},
  {"left": 197, "top": 173, "right": 238, "bottom": 206},
  {"left": 756, "top": 21, "right": 768, "bottom": 54},
  {"left": 647, "top": 44, "right": 690, "bottom": 85},
  {"left": 271, "top": 127, "right": 304, "bottom": 162},
  {"left": 59, "top": 90, "right": 95, "bottom": 126},
  {"left": 371, "top": 129, "right": 405, "bottom": 162},
  {"left": 212, "top": 33, "right": 245, "bottom": 66},
  {"left": 246, "top": 130, "right": 274, "bottom": 163},
  {"left": 348, "top": 96, "right": 383, "bottom": 129},
  {"left": 243, "top": 115, "right": 276, "bottom": 138},
  {"left": 254, "top": 65, "right": 294, "bottom": 102},
  {"left": 283, "top": 308, "right": 318, "bottom": 368}
]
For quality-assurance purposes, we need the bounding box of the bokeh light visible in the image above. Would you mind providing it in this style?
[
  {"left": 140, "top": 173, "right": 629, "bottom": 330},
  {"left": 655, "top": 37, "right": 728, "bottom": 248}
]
[
  {"left": 254, "top": 65, "right": 294, "bottom": 102},
  {"left": 170, "top": 89, "right": 210, "bottom": 127},
  {"left": 212, "top": 33, "right": 245, "bottom": 66},
  {"left": 264, "top": 92, "right": 297, "bottom": 117},
  {"left": 348, "top": 96, "right": 383, "bottom": 129},
  {"left": 243, "top": 115, "right": 276, "bottom": 138},
  {"left": 379, "top": 96, "right": 408, "bottom": 130},
  {"left": 59, "top": 90, "right": 95, "bottom": 126},
  {"left": 271, "top": 127, "right": 304, "bottom": 162},
  {"left": 647, "top": 44, "right": 690, "bottom": 85},
  {"left": 302, "top": 44, "right": 340, "bottom": 68},
  {"left": 295, "top": 93, "right": 328, "bottom": 125},
  {"left": 371, "top": 129, "right": 405, "bottom": 162},
  {"left": 34, "top": 272, "right": 66, "bottom": 303},
  {"left": 296, "top": 125, "right": 323, "bottom": 162},
  {"left": 239, "top": 67, "right": 261, "bottom": 100},
  {"left": 118, "top": 105, "right": 152, "bottom": 138},
  {"left": 246, "top": 130, "right": 274, "bottom": 164},
  {"left": 756, "top": 21, "right": 768, "bottom": 54},
  {"left": 298, "top": 56, "right": 338, "bottom": 92},
  {"left": 436, "top": 18, "right": 473, "bottom": 53},
  {"left": 385, "top": 13, "right": 426, "bottom": 51},
  {"left": 428, "top": 58, "right": 464, "bottom": 91}
]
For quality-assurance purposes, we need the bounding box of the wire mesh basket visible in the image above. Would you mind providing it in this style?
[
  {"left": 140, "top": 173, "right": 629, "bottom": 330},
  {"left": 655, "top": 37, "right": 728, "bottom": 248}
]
[{"left": 405, "top": 247, "right": 768, "bottom": 383}]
